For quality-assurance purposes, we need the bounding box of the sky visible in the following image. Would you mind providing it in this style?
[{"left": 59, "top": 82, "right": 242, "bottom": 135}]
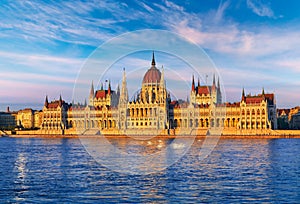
[{"left": 0, "top": 0, "right": 300, "bottom": 110}]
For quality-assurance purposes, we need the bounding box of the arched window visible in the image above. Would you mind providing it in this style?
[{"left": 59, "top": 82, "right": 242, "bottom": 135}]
[{"left": 242, "top": 110, "right": 245, "bottom": 115}]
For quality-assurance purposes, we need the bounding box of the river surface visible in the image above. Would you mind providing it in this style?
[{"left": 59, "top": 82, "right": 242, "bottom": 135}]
[{"left": 0, "top": 137, "right": 299, "bottom": 203}]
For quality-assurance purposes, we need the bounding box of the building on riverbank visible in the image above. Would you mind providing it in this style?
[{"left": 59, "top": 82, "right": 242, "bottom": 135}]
[
  {"left": 0, "top": 108, "right": 17, "bottom": 130},
  {"left": 2, "top": 52, "right": 278, "bottom": 135},
  {"left": 59, "top": 52, "right": 277, "bottom": 135}
]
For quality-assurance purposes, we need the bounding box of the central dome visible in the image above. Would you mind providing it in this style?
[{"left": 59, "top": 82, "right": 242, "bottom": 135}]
[
  {"left": 142, "top": 66, "right": 161, "bottom": 84},
  {"left": 142, "top": 52, "right": 161, "bottom": 84}
]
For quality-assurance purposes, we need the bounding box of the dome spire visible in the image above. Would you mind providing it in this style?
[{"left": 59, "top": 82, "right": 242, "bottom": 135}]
[{"left": 151, "top": 51, "right": 156, "bottom": 66}]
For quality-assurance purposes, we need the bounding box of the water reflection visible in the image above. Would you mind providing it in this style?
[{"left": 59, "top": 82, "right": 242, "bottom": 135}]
[
  {"left": 0, "top": 137, "right": 299, "bottom": 203},
  {"left": 14, "top": 152, "right": 28, "bottom": 201},
  {"left": 80, "top": 136, "right": 195, "bottom": 175}
]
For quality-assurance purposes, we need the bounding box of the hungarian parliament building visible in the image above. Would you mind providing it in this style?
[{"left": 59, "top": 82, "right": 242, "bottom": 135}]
[{"left": 38, "top": 53, "right": 277, "bottom": 135}]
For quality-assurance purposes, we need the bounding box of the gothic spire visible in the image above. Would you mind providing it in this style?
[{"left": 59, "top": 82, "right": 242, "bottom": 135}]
[
  {"left": 217, "top": 77, "right": 220, "bottom": 89},
  {"left": 119, "top": 68, "right": 128, "bottom": 104},
  {"left": 191, "top": 75, "right": 195, "bottom": 91},
  {"left": 242, "top": 87, "right": 245, "bottom": 101},
  {"left": 262, "top": 87, "right": 265, "bottom": 95},
  {"left": 89, "top": 81, "right": 94, "bottom": 98},
  {"left": 59, "top": 94, "right": 62, "bottom": 106},
  {"left": 197, "top": 77, "right": 200, "bottom": 87},
  {"left": 108, "top": 80, "right": 111, "bottom": 95},
  {"left": 151, "top": 51, "right": 156, "bottom": 66},
  {"left": 44, "top": 95, "right": 49, "bottom": 107},
  {"left": 212, "top": 74, "right": 216, "bottom": 92},
  {"left": 117, "top": 83, "right": 120, "bottom": 95}
]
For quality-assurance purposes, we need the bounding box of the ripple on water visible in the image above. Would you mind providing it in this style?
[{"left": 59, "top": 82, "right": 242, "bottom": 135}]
[{"left": 0, "top": 137, "right": 299, "bottom": 203}]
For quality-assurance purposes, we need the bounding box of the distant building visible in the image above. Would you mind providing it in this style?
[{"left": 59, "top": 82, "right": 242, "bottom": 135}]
[
  {"left": 288, "top": 107, "right": 300, "bottom": 130},
  {"left": 34, "top": 110, "right": 43, "bottom": 128},
  {"left": 277, "top": 109, "right": 290, "bottom": 129},
  {"left": 16, "top": 108, "right": 43, "bottom": 129},
  {"left": 16, "top": 108, "right": 35, "bottom": 129},
  {"left": 0, "top": 108, "right": 17, "bottom": 130}
]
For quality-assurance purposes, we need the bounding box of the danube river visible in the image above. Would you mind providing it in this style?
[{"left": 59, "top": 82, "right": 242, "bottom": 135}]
[{"left": 0, "top": 137, "right": 299, "bottom": 203}]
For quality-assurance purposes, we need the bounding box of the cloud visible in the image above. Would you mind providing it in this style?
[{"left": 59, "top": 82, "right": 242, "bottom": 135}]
[
  {"left": 0, "top": 51, "right": 82, "bottom": 74},
  {"left": 0, "top": 79, "right": 73, "bottom": 104},
  {"left": 214, "top": 1, "right": 230, "bottom": 23},
  {"left": 246, "top": 0, "right": 274, "bottom": 18},
  {"left": 139, "top": 2, "right": 154, "bottom": 12},
  {"left": 0, "top": 1, "right": 137, "bottom": 46},
  {"left": 1, "top": 0, "right": 299, "bottom": 107},
  {"left": 164, "top": 0, "right": 184, "bottom": 12}
]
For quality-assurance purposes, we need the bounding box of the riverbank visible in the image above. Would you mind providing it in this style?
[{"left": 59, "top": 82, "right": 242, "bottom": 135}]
[
  {"left": 4, "top": 134, "right": 300, "bottom": 139},
  {"left": 2, "top": 128, "right": 300, "bottom": 139}
]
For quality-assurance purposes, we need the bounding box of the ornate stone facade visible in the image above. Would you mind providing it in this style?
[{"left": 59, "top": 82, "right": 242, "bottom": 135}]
[
  {"left": 40, "top": 95, "right": 69, "bottom": 134},
  {"left": 39, "top": 52, "right": 277, "bottom": 135}
]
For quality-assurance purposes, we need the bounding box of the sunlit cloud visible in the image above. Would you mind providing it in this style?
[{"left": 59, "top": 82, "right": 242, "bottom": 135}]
[{"left": 0, "top": 0, "right": 299, "bottom": 108}]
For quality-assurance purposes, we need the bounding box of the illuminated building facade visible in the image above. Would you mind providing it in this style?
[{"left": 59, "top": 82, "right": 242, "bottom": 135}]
[{"left": 38, "top": 52, "right": 277, "bottom": 135}]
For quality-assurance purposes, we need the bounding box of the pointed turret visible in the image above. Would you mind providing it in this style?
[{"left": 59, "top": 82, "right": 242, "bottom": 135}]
[
  {"left": 212, "top": 74, "right": 216, "bottom": 92},
  {"left": 119, "top": 68, "right": 128, "bottom": 105},
  {"left": 59, "top": 94, "right": 62, "bottom": 106},
  {"left": 89, "top": 81, "right": 94, "bottom": 98},
  {"left": 242, "top": 88, "right": 245, "bottom": 101},
  {"left": 117, "top": 84, "right": 120, "bottom": 96},
  {"left": 262, "top": 87, "right": 266, "bottom": 101},
  {"left": 44, "top": 95, "right": 49, "bottom": 108},
  {"left": 191, "top": 75, "right": 195, "bottom": 92},
  {"left": 197, "top": 78, "right": 200, "bottom": 87},
  {"left": 217, "top": 77, "right": 220, "bottom": 89},
  {"left": 151, "top": 51, "right": 156, "bottom": 66},
  {"left": 108, "top": 80, "right": 111, "bottom": 95},
  {"left": 159, "top": 65, "right": 166, "bottom": 103},
  {"left": 89, "top": 81, "right": 95, "bottom": 106}
]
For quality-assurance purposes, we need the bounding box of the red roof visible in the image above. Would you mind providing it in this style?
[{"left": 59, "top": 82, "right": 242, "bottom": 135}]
[
  {"left": 48, "top": 101, "right": 60, "bottom": 108},
  {"left": 243, "top": 93, "right": 274, "bottom": 105},
  {"left": 95, "top": 90, "right": 108, "bottom": 99},
  {"left": 197, "top": 86, "right": 210, "bottom": 95},
  {"left": 245, "top": 97, "right": 263, "bottom": 104}
]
